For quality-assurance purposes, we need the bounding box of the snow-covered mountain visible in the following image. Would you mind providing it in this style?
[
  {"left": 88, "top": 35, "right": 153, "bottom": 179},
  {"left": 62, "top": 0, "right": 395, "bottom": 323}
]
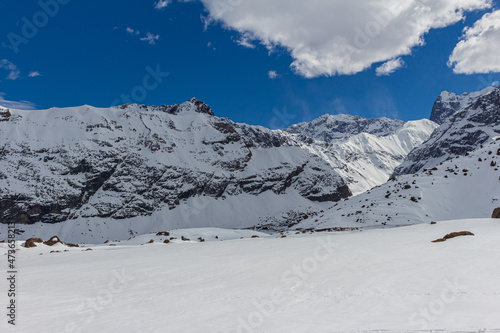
[
  {"left": 287, "top": 116, "right": 437, "bottom": 195},
  {"left": 394, "top": 87, "right": 500, "bottom": 176},
  {"left": 294, "top": 137, "right": 500, "bottom": 231},
  {"left": 0, "top": 99, "right": 434, "bottom": 231},
  {"left": 286, "top": 114, "right": 405, "bottom": 140},
  {"left": 430, "top": 86, "right": 497, "bottom": 125}
]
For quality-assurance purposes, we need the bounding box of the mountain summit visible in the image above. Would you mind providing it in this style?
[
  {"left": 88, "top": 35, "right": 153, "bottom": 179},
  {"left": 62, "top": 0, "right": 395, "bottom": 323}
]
[{"left": 430, "top": 86, "right": 497, "bottom": 125}]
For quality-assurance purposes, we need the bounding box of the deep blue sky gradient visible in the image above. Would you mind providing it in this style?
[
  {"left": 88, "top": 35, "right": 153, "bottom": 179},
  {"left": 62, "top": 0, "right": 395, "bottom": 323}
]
[{"left": 0, "top": 0, "right": 499, "bottom": 128}]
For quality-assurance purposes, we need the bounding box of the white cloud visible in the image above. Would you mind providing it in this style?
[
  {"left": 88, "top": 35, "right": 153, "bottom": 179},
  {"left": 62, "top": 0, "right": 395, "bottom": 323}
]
[
  {"left": 236, "top": 32, "right": 256, "bottom": 49},
  {"left": 191, "top": 0, "right": 491, "bottom": 78},
  {"left": 126, "top": 27, "right": 140, "bottom": 36},
  {"left": 448, "top": 9, "right": 500, "bottom": 74},
  {"left": 376, "top": 58, "right": 404, "bottom": 76},
  {"left": 140, "top": 32, "right": 160, "bottom": 45},
  {"left": 0, "top": 59, "right": 20, "bottom": 80},
  {"left": 0, "top": 92, "right": 37, "bottom": 110},
  {"left": 268, "top": 70, "right": 278, "bottom": 79},
  {"left": 154, "top": 0, "right": 171, "bottom": 10},
  {"left": 28, "top": 71, "right": 41, "bottom": 77}
]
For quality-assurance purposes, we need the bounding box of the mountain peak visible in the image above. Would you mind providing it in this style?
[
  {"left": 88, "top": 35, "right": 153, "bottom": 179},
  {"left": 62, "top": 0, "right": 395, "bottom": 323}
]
[
  {"left": 431, "top": 86, "right": 499, "bottom": 125},
  {"left": 395, "top": 87, "right": 500, "bottom": 176},
  {"left": 115, "top": 98, "right": 215, "bottom": 116},
  {"left": 185, "top": 97, "right": 214, "bottom": 116}
]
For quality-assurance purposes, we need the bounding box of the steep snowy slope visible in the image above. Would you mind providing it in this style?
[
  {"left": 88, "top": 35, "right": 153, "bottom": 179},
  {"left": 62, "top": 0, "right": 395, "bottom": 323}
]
[
  {"left": 287, "top": 114, "right": 437, "bottom": 194},
  {"left": 395, "top": 87, "right": 500, "bottom": 176},
  {"left": 307, "top": 119, "right": 437, "bottom": 195},
  {"left": 430, "top": 86, "right": 497, "bottom": 125},
  {"left": 0, "top": 100, "right": 434, "bottom": 228},
  {"left": 293, "top": 137, "right": 500, "bottom": 231}
]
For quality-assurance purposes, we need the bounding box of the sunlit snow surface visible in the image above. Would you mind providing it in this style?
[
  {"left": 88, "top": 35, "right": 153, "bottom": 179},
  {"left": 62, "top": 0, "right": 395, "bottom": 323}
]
[{"left": 1, "top": 219, "right": 500, "bottom": 332}]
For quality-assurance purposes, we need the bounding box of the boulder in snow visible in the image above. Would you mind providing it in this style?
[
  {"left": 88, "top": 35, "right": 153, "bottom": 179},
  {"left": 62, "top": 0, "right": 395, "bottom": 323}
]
[
  {"left": 44, "top": 236, "right": 63, "bottom": 246},
  {"left": 24, "top": 238, "right": 44, "bottom": 248}
]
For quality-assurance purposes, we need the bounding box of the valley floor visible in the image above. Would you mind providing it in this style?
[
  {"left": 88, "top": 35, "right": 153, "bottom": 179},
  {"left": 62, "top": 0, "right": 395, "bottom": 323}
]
[{"left": 1, "top": 219, "right": 500, "bottom": 333}]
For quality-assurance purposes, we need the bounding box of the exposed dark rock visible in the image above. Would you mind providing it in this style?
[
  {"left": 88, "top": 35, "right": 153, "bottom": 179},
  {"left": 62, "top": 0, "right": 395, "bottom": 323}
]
[
  {"left": 24, "top": 238, "right": 44, "bottom": 248},
  {"left": 432, "top": 231, "right": 475, "bottom": 243},
  {"left": 0, "top": 108, "right": 11, "bottom": 122},
  {"left": 44, "top": 236, "right": 62, "bottom": 246}
]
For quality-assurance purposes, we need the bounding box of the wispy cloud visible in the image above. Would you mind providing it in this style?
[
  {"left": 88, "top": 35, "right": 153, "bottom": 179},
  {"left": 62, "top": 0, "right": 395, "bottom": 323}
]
[
  {"left": 236, "top": 32, "right": 256, "bottom": 49},
  {"left": 125, "top": 28, "right": 160, "bottom": 45},
  {"left": 28, "top": 71, "right": 41, "bottom": 77},
  {"left": 140, "top": 32, "right": 160, "bottom": 45},
  {"left": 376, "top": 58, "right": 405, "bottom": 76},
  {"left": 0, "top": 59, "right": 20, "bottom": 80},
  {"left": 0, "top": 92, "right": 37, "bottom": 109},
  {"left": 154, "top": 0, "right": 171, "bottom": 10},
  {"left": 126, "top": 27, "right": 140, "bottom": 36},
  {"left": 268, "top": 70, "right": 278, "bottom": 79},
  {"left": 207, "top": 41, "right": 216, "bottom": 50}
]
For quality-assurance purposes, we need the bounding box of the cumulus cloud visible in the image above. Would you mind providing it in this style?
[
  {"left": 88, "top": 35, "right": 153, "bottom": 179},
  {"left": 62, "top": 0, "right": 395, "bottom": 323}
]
[
  {"left": 0, "top": 59, "right": 20, "bottom": 80},
  {"left": 376, "top": 58, "right": 405, "bottom": 76},
  {"left": 268, "top": 70, "right": 278, "bottom": 79},
  {"left": 140, "top": 32, "right": 160, "bottom": 45},
  {"left": 0, "top": 92, "right": 37, "bottom": 109},
  {"left": 154, "top": 0, "right": 172, "bottom": 10},
  {"left": 191, "top": 0, "right": 491, "bottom": 77},
  {"left": 28, "top": 71, "right": 41, "bottom": 77},
  {"left": 448, "top": 9, "right": 500, "bottom": 74}
]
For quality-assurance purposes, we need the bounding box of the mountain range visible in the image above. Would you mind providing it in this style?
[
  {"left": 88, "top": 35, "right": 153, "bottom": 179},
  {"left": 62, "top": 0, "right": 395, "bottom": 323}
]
[{"left": 0, "top": 86, "right": 499, "bottom": 242}]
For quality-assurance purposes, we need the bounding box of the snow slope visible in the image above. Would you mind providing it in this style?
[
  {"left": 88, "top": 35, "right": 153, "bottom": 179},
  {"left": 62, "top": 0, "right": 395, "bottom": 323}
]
[
  {"left": 1, "top": 218, "right": 500, "bottom": 332},
  {"left": 287, "top": 115, "right": 437, "bottom": 195},
  {"left": 294, "top": 137, "right": 500, "bottom": 231},
  {"left": 320, "top": 119, "right": 438, "bottom": 195},
  {"left": 0, "top": 191, "right": 332, "bottom": 244}
]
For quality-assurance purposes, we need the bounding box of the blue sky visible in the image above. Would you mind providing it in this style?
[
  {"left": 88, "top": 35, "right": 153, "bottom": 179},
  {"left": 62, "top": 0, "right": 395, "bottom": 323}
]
[{"left": 1, "top": 0, "right": 499, "bottom": 128}]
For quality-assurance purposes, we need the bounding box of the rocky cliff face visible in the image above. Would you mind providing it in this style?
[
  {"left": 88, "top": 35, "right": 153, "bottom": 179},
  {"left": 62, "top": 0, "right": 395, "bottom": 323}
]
[
  {"left": 430, "top": 86, "right": 497, "bottom": 125},
  {"left": 394, "top": 87, "right": 500, "bottom": 176},
  {"left": 0, "top": 99, "right": 435, "bottom": 226}
]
